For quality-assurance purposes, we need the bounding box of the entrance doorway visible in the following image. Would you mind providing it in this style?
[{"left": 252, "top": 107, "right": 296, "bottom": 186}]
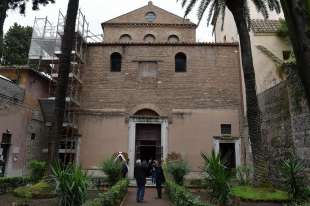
[
  {"left": 135, "top": 124, "right": 161, "bottom": 162},
  {"left": 219, "top": 143, "right": 236, "bottom": 169}
]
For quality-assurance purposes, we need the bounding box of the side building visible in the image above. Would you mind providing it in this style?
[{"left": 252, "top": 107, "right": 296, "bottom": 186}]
[{"left": 0, "top": 66, "right": 50, "bottom": 176}]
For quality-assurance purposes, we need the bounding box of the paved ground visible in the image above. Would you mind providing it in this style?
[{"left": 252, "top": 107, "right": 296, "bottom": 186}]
[{"left": 123, "top": 187, "right": 171, "bottom": 206}]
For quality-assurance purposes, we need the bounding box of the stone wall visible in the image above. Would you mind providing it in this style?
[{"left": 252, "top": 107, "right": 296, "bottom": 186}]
[{"left": 258, "top": 80, "right": 310, "bottom": 184}]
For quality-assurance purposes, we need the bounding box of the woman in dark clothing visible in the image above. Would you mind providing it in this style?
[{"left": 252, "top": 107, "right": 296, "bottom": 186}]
[{"left": 154, "top": 160, "right": 165, "bottom": 199}]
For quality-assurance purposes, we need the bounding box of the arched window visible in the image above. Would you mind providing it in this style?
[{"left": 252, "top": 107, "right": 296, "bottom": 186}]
[
  {"left": 175, "top": 52, "right": 187, "bottom": 72},
  {"left": 110, "top": 52, "right": 122, "bottom": 72},
  {"left": 168, "top": 35, "right": 180, "bottom": 43},
  {"left": 134, "top": 109, "right": 159, "bottom": 117},
  {"left": 144, "top": 34, "right": 156, "bottom": 43},
  {"left": 119, "top": 34, "right": 132, "bottom": 42}
]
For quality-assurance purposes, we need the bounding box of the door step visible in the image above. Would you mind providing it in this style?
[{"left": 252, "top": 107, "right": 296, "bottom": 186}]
[{"left": 129, "top": 178, "right": 156, "bottom": 187}]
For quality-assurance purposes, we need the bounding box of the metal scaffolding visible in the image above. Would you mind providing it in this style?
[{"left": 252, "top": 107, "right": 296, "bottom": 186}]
[{"left": 31, "top": 9, "right": 102, "bottom": 165}]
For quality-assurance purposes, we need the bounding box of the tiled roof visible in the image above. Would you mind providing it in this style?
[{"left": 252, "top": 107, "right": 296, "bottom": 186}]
[{"left": 251, "top": 19, "right": 281, "bottom": 33}]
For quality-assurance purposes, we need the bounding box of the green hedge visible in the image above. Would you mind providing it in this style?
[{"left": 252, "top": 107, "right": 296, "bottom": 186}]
[
  {"left": 0, "top": 176, "right": 32, "bottom": 194},
  {"left": 13, "top": 181, "right": 56, "bottom": 199},
  {"left": 165, "top": 179, "right": 212, "bottom": 206},
  {"left": 83, "top": 179, "right": 129, "bottom": 206}
]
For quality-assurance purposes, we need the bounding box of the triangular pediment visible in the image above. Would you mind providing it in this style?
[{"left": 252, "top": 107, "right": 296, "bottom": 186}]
[{"left": 103, "top": 1, "right": 195, "bottom": 25}]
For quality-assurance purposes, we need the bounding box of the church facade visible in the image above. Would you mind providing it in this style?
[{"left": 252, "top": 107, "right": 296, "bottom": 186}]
[{"left": 78, "top": 2, "right": 244, "bottom": 177}]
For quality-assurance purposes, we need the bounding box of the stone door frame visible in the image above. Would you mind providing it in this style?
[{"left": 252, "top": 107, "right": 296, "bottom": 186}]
[
  {"left": 128, "top": 117, "right": 168, "bottom": 178},
  {"left": 213, "top": 138, "right": 241, "bottom": 167}
]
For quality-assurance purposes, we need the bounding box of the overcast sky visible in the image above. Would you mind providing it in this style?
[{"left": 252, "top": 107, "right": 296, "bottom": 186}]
[{"left": 4, "top": 0, "right": 214, "bottom": 42}]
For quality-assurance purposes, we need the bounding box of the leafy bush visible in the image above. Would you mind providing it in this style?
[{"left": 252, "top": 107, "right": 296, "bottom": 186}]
[
  {"left": 52, "top": 162, "right": 88, "bottom": 206},
  {"left": 280, "top": 155, "right": 307, "bottom": 201},
  {"left": 100, "top": 157, "right": 123, "bottom": 186},
  {"left": 165, "top": 178, "right": 211, "bottom": 206},
  {"left": 83, "top": 179, "right": 129, "bottom": 206},
  {"left": 236, "top": 165, "right": 252, "bottom": 185},
  {"left": 29, "top": 160, "right": 47, "bottom": 182},
  {"left": 0, "top": 176, "right": 31, "bottom": 194},
  {"left": 231, "top": 185, "right": 289, "bottom": 202},
  {"left": 201, "top": 151, "right": 231, "bottom": 205},
  {"left": 13, "top": 181, "right": 56, "bottom": 199},
  {"left": 167, "top": 152, "right": 182, "bottom": 161},
  {"left": 167, "top": 159, "right": 190, "bottom": 185}
]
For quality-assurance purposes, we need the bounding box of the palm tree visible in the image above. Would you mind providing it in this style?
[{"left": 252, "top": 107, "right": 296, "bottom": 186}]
[
  {"left": 49, "top": 0, "right": 80, "bottom": 164},
  {"left": 180, "top": 0, "right": 281, "bottom": 185},
  {"left": 280, "top": 0, "right": 310, "bottom": 110}
]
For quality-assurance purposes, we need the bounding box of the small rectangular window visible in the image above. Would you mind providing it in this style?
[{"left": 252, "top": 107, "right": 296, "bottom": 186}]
[
  {"left": 221, "top": 124, "right": 232, "bottom": 135},
  {"left": 31, "top": 133, "right": 36, "bottom": 140},
  {"left": 283, "top": 50, "right": 291, "bottom": 61},
  {"left": 1, "top": 133, "right": 12, "bottom": 144}
]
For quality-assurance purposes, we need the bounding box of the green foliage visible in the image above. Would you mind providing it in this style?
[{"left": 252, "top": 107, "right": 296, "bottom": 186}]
[
  {"left": 165, "top": 178, "right": 212, "bottom": 206},
  {"left": 13, "top": 181, "right": 56, "bottom": 199},
  {"left": 100, "top": 157, "right": 123, "bottom": 186},
  {"left": 2, "top": 23, "right": 32, "bottom": 65},
  {"left": 277, "top": 19, "right": 290, "bottom": 39},
  {"left": 231, "top": 185, "right": 288, "bottom": 202},
  {"left": 201, "top": 151, "right": 231, "bottom": 205},
  {"left": 167, "top": 159, "right": 190, "bottom": 185},
  {"left": 236, "top": 165, "right": 252, "bottom": 185},
  {"left": 82, "top": 179, "right": 129, "bottom": 206},
  {"left": 52, "top": 162, "right": 88, "bottom": 206},
  {"left": 0, "top": 176, "right": 31, "bottom": 194},
  {"left": 29, "top": 160, "right": 47, "bottom": 182},
  {"left": 280, "top": 155, "right": 307, "bottom": 201},
  {"left": 188, "top": 178, "right": 203, "bottom": 188}
]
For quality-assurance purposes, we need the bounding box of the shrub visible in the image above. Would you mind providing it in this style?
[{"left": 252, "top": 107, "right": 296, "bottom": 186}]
[
  {"left": 0, "top": 176, "right": 31, "bottom": 194},
  {"left": 280, "top": 155, "right": 307, "bottom": 201},
  {"left": 201, "top": 151, "right": 231, "bottom": 205},
  {"left": 236, "top": 165, "right": 252, "bottom": 185},
  {"left": 52, "top": 162, "right": 88, "bottom": 206},
  {"left": 13, "top": 181, "right": 56, "bottom": 199},
  {"left": 29, "top": 160, "right": 47, "bottom": 182},
  {"left": 165, "top": 178, "right": 211, "bottom": 206},
  {"left": 100, "top": 157, "right": 123, "bottom": 186},
  {"left": 83, "top": 179, "right": 129, "bottom": 206},
  {"left": 167, "top": 159, "right": 190, "bottom": 185},
  {"left": 167, "top": 152, "right": 182, "bottom": 161}
]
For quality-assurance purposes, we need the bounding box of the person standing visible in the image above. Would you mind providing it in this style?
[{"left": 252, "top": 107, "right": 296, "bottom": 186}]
[
  {"left": 154, "top": 160, "right": 165, "bottom": 199},
  {"left": 134, "top": 159, "right": 146, "bottom": 203}
]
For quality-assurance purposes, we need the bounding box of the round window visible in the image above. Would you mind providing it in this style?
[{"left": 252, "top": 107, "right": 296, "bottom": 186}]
[{"left": 145, "top": 12, "right": 156, "bottom": 22}]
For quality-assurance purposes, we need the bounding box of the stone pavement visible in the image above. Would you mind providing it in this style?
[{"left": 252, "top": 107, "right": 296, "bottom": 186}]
[{"left": 123, "top": 187, "right": 171, "bottom": 206}]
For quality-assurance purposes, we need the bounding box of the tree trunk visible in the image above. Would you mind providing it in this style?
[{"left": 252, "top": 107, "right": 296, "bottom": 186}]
[
  {"left": 0, "top": 0, "right": 8, "bottom": 63},
  {"left": 49, "top": 0, "right": 79, "bottom": 166},
  {"left": 280, "top": 0, "right": 310, "bottom": 110},
  {"left": 227, "top": 2, "right": 268, "bottom": 185}
]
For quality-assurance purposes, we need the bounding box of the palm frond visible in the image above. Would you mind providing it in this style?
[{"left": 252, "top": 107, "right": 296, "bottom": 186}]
[
  {"left": 197, "top": 0, "right": 212, "bottom": 25},
  {"left": 184, "top": 0, "right": 199, "bottom": 17},
  {"left": 251, "top": 0, "right": 269, "bottom": 19}
]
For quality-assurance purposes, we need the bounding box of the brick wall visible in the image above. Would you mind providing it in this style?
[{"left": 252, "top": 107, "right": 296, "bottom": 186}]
[
  {"left": 103, "top": 26, "right": 196, "bottom": 42},
  {"left": 81, "top": 44, "right": 243, "bottom": 115}
]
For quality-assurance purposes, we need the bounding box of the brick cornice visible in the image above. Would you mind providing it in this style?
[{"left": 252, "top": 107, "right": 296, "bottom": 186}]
[
  {"left": 88, "top": 42, "right": 239, "bottom": 47},
  {"left": 101, "top": 22, "right": 197, "bottom": 30}
]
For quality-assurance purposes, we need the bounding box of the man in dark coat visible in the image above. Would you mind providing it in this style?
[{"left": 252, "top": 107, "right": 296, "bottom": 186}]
[
  {"left": 134, "top": 159, "right": 146, "bottom": 202},
  {"left": 154, "top": 160, "right": 165, "bottom": 199}
]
